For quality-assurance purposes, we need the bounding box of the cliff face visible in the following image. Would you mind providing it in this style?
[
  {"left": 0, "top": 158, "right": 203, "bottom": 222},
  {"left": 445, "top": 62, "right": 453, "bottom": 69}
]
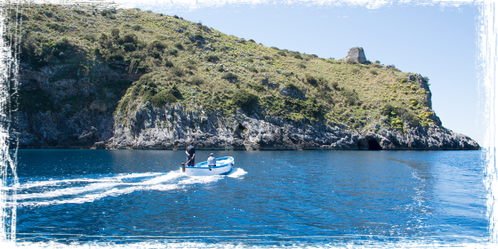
[
  {"left": 14, "top": 59, "right": 131, "bottom": 149},
  {"left": 9, "top": 4, "right": 479, "bottom": 150},
  {"left": 102, "top": 102, "right": 479, "bottom": 150}
]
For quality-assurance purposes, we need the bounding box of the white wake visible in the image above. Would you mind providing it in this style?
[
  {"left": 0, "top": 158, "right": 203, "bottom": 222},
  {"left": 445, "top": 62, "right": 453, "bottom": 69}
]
[{"left": 2, "top": 168, "right": 246, "bottom": 207}]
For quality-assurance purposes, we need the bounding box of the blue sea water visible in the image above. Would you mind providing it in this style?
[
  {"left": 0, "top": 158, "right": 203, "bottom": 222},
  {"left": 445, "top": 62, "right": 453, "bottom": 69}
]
[{"left": 5, "top": 149, "right": 490, "bottom": 247}]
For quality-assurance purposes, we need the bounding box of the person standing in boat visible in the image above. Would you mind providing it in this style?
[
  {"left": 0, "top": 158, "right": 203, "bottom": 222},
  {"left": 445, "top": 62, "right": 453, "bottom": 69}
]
[
  {"left": 207, "top": 153, "right": 216, "bottom": 167},
  {"left": 186, "top": 142, "right": 195, "bottom": 166}
]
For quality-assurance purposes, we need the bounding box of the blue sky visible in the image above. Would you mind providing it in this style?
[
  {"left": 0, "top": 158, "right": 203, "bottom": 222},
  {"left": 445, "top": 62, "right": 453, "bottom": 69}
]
[{"left": 116, "top": 1, "right": 483, "bottom": 144}]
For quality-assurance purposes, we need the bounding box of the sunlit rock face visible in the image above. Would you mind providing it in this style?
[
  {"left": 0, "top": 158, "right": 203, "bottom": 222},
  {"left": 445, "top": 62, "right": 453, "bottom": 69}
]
[{"left": 346, "top": 47, "right": 367, "bottom": 64}]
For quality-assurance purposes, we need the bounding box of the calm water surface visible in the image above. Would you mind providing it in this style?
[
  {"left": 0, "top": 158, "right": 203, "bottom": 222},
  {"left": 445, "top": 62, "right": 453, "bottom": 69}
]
[{"left": 9, "top": 150, "right": 489, "bottom": 247}]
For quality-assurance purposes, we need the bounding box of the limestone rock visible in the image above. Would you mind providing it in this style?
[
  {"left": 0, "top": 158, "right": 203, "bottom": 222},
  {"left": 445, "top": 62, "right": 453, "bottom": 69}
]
[
  {"left": 346, "top": 47, "right": 367, "bottom": 64},
  {"left": 102, "top": 102, "right": 479, "bottom": 151},
  {"left": 262, "top": 79, "right": 279, "bottom": 90},
  {"left": 91, "top": 141, "right": 106, "bottom": 149},
  {"left": 279, "top": 86, "right": 306, "bottom": 100}
]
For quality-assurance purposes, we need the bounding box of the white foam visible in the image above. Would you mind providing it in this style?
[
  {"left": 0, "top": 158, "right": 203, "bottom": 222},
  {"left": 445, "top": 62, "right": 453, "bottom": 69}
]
[
  {"left": 14, "top": 181, "right": 121, "bottom": 201},
  {"left": 11, "top": 172, "right": 163, "bottom": 191},
  {"left": 0, "top": 168, "right": 247, "bottom": 208},
  {"left": 139, "top": 171, "right": 183, "bottom": 185},
  {"left": 227, "top": 168, "right": 248, "bottom": 178},
  {"left": 178, "top": 174, "right": 223, "bottom": 185}
]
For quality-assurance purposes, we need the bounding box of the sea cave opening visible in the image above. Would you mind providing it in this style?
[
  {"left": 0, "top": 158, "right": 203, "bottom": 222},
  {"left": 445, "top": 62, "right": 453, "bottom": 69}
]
[{"left": 368, "top": 139, "right": 382, "bottom": 150}]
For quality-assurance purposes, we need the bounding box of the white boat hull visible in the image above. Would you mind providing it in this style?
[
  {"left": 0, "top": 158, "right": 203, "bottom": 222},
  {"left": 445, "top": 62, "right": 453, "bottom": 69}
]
[{"left": 183, "top": 156, "right": 234, "bottom": 176}]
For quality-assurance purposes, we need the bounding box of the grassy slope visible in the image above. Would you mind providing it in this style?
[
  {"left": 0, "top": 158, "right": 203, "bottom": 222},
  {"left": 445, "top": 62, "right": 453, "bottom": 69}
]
[{"left": 14, "top": 4, "right": 436, "bottom": 134}]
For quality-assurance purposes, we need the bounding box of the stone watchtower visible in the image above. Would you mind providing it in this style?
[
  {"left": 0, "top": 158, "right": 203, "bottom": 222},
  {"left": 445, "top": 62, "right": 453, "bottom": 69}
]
[{"left": 346, "top": 47, "right": 367, "bottom": 64}]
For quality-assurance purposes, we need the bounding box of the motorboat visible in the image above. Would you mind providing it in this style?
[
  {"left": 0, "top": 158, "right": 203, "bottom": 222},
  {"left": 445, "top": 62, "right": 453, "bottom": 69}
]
[{"left": 182, "top": 156, "right": 234, "bottom": 176}]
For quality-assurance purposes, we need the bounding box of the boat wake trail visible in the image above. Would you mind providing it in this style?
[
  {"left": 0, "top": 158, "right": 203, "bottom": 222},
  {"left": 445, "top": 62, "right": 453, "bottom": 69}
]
[
  {"left": 4, "top": 169, "right": 246, "bottom": 207},
  {"left": 227, "top": 168, "right": 247, "bottom": 178}
]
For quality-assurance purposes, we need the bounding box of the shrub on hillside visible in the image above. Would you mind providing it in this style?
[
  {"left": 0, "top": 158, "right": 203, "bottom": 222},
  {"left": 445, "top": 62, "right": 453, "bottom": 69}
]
[
  {"left": 166, "top": 48, "right": 178, "bottom": 56},
  {"left": 107, "top": 53, "right": 124, "bottom": 62},
  {"left": 150, "top": 90, "right": 177, "bottom": 107},
  {"left": 382, "top": 104, "right": 419, "bottom": 128},
  {"left": 331, "top": 81, "right": 339, "bottom": 90},
  {"left": 46, "top": 22, "right": 64, "bottom": 32},
  {"left": 123, "top": 34, "right": 137, "bottom": 44},
  {"left": 55, "top": 37, "right": 71, "bottom": 50},
  {"left": 174, "top": 43, "right": 184, "bottom": 50},
  {"left": 206, "top": 55, "right": 220, "bottom": 62},
  {"left": 221, "top": 72, "right": 238, "bottom": 82},
  {"left": 164, "top": 60, "right": 174, "bottom": 68},
  {"left": 190, "top": 77, "right": 204, "bottom": 85},
  {"left": 316, "top": 77, "right": 330, "bottom": 91},
  {"left": 132, "top": 24, "right": 141, "bottom": 31},
  {"left": 304, "top": 97, "right": 325, "bottom": 121},
  {"left": 294, "top": 54, "right": 303, "bottom": 60},
  {"left": 130, "top": 50, "right": 146, "bottom": 60},
  {"left": 341, "top": 89, "right": 361, "bottom": 106},
  {"left": 248, "top": 66, "right": 258, "bottom": 73},
  {"left": 73, "top": 9, "right": 85, "bottom": 15},
  {"left": 123, "top": 43, "right": 136, "bottom": 52},
  {"left": 350, "top": 68, "right": 360, "bottom": 74},
  {"left": 83, "top": 34, "right": 95, "bottom": 42},
  {"left": 171, "top": 67, "right": 184, "bottom": 77},
  {"left": 194, "top": 32, "right": 204, "bottom": 40},
  {"left": 305, "top": 74, "right": 318, "bottom": 86},
  {"left": 170, "top": 86, "right": 183, "bottom": 99},
  {"left": 346, "top": 58, "right": 356, "bottom": 64},
  {"left": 232, "top": 89, "right": 258, "bottom": 114},
  {"left": 111, "top": 28, "right": 120, "bottom": 38},
  {"left": 151, "top": 41, "right": 166, "bottom": 51},
  {"left": 152, "top": 53, "right": 162, "bottom": 60}
]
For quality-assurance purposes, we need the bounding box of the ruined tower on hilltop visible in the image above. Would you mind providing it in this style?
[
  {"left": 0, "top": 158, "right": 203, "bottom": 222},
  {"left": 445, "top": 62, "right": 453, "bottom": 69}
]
[{"left": 346, "top": 47, "right": 367, "bottom": 64}]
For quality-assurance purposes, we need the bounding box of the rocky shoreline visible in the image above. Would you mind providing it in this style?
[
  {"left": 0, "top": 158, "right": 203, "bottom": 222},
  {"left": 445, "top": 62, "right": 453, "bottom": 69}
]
[
  {"left": 13, "top": 101, "right": 479, "bottom": 151},
  {"left": 108, "top": 102, "right": 479, "bottom": 150}
]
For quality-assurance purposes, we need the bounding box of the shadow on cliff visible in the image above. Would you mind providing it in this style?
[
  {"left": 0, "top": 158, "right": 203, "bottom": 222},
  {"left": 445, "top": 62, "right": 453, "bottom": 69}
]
[{"left": 14, "top": 35, "right": 140, "bottom": 149}]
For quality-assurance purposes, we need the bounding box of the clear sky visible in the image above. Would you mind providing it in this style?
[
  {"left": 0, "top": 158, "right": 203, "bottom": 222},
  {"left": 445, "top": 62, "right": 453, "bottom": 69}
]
[{"left": 113, "top": 0, "right": 483, "bottom": 145}]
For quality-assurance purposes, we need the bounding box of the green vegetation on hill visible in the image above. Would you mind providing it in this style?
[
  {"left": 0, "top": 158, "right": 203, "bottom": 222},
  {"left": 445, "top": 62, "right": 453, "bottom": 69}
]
[{"left": 12, "top": 4, "right": 436, "bottom": 133}]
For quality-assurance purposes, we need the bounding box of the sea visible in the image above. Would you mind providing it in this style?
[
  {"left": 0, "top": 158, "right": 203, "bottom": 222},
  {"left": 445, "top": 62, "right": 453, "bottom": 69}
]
[{"left": 0, "top": 149, "right": 492, "bottom": 248}]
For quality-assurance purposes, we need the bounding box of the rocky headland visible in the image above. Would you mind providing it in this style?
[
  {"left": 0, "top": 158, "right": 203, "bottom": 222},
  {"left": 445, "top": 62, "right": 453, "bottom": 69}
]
[{"left": 9, "top": 4, "right": 479, "bottom": 150}]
